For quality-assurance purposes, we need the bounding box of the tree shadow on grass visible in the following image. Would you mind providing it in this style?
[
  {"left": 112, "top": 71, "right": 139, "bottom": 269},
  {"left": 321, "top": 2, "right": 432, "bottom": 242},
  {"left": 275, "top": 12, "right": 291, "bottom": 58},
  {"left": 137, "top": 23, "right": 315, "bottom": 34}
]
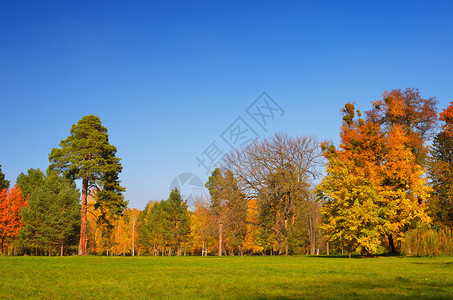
[
  {"left": 305, "top": 254, "right": 397, "bottom": 259},
  {"left": 244, "top": 277, "right": 453, "bottom": 299},
  {"left": 304, "top": 252, "right": 406, "bottom": 259}
]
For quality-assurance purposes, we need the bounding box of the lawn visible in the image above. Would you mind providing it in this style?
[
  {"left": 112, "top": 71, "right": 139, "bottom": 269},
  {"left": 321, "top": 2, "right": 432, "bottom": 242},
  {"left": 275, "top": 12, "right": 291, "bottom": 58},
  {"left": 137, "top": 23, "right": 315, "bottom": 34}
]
[{"left": 0, "top": 255, "right": 452, "bottom": 299}]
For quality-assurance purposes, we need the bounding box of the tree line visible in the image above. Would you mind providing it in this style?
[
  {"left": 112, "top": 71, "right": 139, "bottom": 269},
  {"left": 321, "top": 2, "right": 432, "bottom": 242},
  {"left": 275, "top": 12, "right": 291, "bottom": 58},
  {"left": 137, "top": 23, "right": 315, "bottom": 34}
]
[{"left": 1, "top": 88, "right": 452, "bottom": 256}]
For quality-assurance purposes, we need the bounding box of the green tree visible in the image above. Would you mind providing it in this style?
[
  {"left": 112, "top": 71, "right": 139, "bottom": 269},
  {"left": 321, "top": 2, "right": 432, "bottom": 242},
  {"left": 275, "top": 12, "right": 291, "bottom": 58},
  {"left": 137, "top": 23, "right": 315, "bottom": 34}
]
[
  {"left": 49, "top": 115, "right": 127, "bottom": 255},
  {"left": 16, "top": 168, "right": 45, "bottom": 199},
  {"left": 258, "top": 164, "right": 310, "bottom": 255},
  {"left": 0, "top": 164, "right": 10, "bottom": 190},
  {"left": 18, "top": 168, "right": 80, "bottom": 255},
  {"left": 138, "top": 201, "right": 160, "bottom": 255},
  {"left": 165, "top": 188, "right": 191, "bottom": 256},
  {"left": 206, "top": 168, "right": 247, "bottom": 256},
  {"left": 138, "top": 191, "right": 191, "bottom": 256}
]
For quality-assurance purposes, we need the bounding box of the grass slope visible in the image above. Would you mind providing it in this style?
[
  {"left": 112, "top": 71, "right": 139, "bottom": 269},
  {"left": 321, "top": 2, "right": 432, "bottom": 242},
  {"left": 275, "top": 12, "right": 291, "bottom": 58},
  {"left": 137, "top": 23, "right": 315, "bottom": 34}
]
[{"left": 1, "top": 256, "right": 452, "bottom": 299}]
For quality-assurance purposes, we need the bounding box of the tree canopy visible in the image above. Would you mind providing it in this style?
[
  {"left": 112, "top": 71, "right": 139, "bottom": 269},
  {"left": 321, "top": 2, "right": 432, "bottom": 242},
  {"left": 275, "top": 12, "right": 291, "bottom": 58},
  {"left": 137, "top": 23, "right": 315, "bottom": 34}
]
[
  {"left": 428, "top": 102, "right": 453, "bottom": 228},
  {"left": 317, "top": 101, "right": 431, "bottom": 255},
  {"left": 18, "top": 168, "right": 80, "bottom": 256},
  {"left": 49, "top": 115, "right": 126, "bottom": 255}
]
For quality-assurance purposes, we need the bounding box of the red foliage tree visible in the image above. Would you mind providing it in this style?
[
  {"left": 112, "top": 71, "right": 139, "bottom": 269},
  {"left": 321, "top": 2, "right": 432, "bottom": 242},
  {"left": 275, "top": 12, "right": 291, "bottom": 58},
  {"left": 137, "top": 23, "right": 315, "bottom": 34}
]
[
  {"left": 0, "top": 185, "right": 27, "bottom": 253},
  {"left": 440, "top": 101, "right": 453, "bottom": 137}
]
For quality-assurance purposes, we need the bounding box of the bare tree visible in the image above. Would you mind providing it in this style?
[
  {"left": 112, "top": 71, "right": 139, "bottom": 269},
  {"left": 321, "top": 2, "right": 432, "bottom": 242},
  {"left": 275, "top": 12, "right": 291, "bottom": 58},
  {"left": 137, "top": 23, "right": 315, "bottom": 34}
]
[
  {"left": 223, "top": 132, "right": 324, "bottom": 254},
  {"left": 223, "top": 133, "right": 323, "bottom": 198}
]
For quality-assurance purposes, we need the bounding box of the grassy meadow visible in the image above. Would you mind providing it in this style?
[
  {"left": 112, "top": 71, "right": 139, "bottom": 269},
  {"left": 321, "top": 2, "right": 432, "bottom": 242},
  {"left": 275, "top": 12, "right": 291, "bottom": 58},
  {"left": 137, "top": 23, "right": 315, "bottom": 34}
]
[{"left": 1, "top": 255, "right": 452, "bottom": 299}]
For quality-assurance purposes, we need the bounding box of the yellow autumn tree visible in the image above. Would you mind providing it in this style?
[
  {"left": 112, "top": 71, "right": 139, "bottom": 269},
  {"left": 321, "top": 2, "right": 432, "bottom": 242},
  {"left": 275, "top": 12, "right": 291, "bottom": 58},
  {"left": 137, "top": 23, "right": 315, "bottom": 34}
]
[
  {"left": 317, "top": 102, "right": 431, "bottom": 255},
  {"left": 242, "top": 199, "right": 263, "bottom": 254}
]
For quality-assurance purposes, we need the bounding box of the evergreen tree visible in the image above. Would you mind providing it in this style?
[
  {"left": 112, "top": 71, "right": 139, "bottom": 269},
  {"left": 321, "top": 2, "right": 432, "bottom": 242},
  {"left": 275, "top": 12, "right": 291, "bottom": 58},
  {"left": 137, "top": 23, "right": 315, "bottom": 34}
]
[
  {"left": 16, "top": 168, "right": 45, "bottom": 198},
  {"left": 166, "top": 188, "right": 191, "bottom": 256},
  {"left": 0, "top": 164, "right": 10, "bottom": 190},
  {"left": 138, "top": 190, "right": 191, "bottom": 256},
  {"left": 18, "top": 169, "right": 80, "bottom": 255},
  {"left": 49, "top": 115, "right": 126, "bottom": 255}
]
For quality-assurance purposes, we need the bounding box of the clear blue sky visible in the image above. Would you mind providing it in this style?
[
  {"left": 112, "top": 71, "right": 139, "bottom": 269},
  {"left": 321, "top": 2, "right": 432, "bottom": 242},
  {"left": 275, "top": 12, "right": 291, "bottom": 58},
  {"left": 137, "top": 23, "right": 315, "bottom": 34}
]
[{"left": 1, "top": 1, "right": 452, "bottom": 209}]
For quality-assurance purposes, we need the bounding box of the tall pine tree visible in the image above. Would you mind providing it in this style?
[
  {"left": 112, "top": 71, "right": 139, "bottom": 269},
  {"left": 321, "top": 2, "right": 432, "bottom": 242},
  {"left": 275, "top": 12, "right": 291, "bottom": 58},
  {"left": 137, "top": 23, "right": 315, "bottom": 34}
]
[{"left": 49, "top": 115, "right": 127, "bottom": 255}]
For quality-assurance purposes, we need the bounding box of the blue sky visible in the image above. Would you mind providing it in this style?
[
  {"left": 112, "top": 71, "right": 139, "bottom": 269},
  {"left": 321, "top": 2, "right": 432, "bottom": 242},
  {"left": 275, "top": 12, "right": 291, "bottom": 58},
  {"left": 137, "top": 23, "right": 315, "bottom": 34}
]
[{"left": 1, "top": 1, "right": 453, "bottom": 209}]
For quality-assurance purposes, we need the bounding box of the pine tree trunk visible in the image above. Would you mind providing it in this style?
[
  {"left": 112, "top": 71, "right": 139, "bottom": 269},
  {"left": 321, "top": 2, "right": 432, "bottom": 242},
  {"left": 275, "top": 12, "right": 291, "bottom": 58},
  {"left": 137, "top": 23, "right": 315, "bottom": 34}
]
[
  {"left": 61, "top": 241, "right": 64, "bottom": 256},
  {"left": 79, "top": 177, "right": 88, "bottom": 256},
  {"left": 218, "top": 221, "right": 223, "bottom": 256}
]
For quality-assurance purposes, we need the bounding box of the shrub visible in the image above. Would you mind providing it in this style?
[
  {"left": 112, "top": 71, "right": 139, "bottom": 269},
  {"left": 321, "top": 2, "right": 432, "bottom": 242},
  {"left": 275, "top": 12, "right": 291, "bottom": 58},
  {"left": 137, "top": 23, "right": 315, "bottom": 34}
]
[{"left": 402, "top": 225, "right": 453, "bottom": 256}]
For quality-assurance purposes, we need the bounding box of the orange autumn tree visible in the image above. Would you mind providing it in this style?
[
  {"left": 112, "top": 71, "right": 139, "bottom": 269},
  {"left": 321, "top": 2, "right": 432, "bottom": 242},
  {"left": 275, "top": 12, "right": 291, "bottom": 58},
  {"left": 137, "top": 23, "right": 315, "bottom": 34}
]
[
  {"left": 439, "top": 101, "right": 453, "bottom": 137},
  {"left": 112, "top": 208, "right": 141, "bottom": 256},
  {"left": 428, "top": 101, "right": 453, "bottom": 227},
  {"left": 242, "top": 199, "right": 263, "bottom": 254},
  {"left": 316, "top": 104, "right": 386, "bottom": 255},
  {"left": 366, "top": 88, "right": 438, "bottom": 166},
  {"left": 317, "top": 102, "right": 431, "bottom": 255},
  {"left": 190, "top": 198, "right": 217, "bottom": 256},
  {"left": 0, "top": 185, "right": 27, "bottom": 253}
]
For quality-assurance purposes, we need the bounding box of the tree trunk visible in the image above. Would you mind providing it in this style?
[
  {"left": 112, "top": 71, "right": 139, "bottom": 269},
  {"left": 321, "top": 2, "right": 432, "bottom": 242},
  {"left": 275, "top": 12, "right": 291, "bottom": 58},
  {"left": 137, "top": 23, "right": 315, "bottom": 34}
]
[
  {"left": 218, "top": 221, "right": 223, "bottom": 256},
  {"left": 132, "top": 221, "right": 135, "bottom": 257},
  {"left": 61, "top": 241, "right": 64, "bottom": 256},
  {"left": 1, "top": 236, "right": 4, "bottom": 254},
  {"left": 79, "top": 177, "right": 88, "bottom": 256},
  {"left": 284, "top": 219, "right": 289, "bottom": 256},
  {"left": 388, "top": 234, "right": 397, "bottom": 254},
  {"left": 326, "top": 242, "right": 330, "bottom": 255}
]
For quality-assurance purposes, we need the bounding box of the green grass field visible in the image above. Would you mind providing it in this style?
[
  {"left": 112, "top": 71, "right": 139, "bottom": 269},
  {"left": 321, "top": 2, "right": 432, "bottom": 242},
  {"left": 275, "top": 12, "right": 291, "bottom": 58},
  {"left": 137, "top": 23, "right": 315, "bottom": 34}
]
[{"left": 1, "top": 256, "right": 452, "bottom": 299}]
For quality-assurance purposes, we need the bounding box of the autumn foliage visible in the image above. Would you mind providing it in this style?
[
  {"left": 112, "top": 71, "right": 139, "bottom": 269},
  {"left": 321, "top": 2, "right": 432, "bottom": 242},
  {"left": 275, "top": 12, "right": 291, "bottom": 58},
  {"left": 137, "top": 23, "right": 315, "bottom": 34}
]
[
  {"left": 439, "top": 101, "right": 453, "bottom": 137},
  {"left": 1, "top": 89, "right": 452, "bottom": 257},
  {"left": 0, "top": 186, "right": 27, "bottom": 253},
  {"left": 317, "top": 97, "right": 432, "bottom": 255}
]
